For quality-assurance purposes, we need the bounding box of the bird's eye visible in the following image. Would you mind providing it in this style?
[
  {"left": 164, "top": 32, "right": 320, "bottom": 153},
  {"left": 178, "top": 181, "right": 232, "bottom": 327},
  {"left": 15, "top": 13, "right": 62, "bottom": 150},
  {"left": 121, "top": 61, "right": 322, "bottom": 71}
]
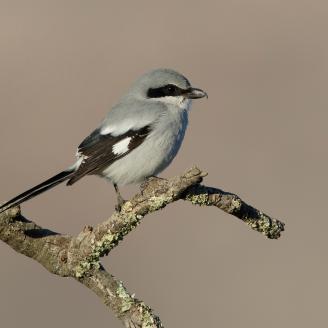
[
  {"left": 147, "top": 84, "right": 182, "bottom": 98},
  {"left": 166, "top": 85, "right": 176, "bottom": 95}
]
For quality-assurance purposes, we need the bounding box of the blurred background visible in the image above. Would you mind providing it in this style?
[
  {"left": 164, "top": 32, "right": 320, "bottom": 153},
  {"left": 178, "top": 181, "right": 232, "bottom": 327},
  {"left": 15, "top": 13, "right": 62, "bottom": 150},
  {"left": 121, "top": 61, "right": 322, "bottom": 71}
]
[{"left": 0, "top": 1, "right": 327, "bottom": 327}]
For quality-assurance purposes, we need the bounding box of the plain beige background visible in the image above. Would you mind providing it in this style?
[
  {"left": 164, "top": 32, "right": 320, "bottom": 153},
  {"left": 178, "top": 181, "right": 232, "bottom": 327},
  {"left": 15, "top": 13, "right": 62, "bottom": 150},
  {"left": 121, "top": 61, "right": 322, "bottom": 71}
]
[{"left": 0, "top": 1, "right": 327, "bottom": 327}]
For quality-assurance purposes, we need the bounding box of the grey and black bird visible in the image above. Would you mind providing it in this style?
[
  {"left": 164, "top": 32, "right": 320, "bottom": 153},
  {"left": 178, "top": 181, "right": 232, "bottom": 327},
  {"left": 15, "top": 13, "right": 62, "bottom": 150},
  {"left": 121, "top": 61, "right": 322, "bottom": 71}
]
[{"left": 0, "top": 68, "right": 207, "bottom": 213}]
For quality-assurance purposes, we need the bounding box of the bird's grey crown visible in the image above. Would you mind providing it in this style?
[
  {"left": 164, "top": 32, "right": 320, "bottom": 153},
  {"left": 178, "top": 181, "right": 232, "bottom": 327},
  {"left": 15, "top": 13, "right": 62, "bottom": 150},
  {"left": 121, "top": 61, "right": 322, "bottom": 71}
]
[{"left": 125, "top": 68, "right": 191, "bottom": 99}]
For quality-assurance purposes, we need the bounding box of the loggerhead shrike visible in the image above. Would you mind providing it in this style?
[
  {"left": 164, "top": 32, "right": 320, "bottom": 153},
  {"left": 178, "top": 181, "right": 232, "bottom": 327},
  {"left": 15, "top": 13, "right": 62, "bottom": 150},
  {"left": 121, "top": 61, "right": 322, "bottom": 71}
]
[{"left": 0, "top": 68, "right": 207, "bottom": 212}]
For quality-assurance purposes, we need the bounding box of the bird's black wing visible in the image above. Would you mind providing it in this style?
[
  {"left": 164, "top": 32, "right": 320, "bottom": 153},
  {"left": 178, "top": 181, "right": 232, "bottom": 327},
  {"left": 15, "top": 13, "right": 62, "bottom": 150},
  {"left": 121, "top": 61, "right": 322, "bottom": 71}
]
[{"left": 67, "top": 125, "right": 151, "bottom": 185}]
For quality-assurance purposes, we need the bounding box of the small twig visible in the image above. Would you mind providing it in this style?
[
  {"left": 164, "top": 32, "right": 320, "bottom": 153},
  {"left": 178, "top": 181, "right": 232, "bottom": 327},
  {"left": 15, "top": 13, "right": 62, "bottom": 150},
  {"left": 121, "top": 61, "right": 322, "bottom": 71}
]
[{"left": 184, "top": 185, "right": 284, "bottom": 239}]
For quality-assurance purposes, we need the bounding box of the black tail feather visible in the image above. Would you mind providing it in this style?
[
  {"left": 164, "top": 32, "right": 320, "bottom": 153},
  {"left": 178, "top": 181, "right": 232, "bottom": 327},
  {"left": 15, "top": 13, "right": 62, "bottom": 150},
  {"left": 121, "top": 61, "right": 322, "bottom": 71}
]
[{"left": 0, "top": 169, "right": 75, "bottom": 214}]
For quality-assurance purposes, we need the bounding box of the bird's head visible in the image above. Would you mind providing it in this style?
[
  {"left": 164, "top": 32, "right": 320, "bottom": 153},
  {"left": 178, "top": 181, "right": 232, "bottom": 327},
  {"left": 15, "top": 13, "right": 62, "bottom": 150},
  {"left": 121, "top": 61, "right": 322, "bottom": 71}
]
[{"left": 125, "top": 68, "right": 207, "bottom": 108}]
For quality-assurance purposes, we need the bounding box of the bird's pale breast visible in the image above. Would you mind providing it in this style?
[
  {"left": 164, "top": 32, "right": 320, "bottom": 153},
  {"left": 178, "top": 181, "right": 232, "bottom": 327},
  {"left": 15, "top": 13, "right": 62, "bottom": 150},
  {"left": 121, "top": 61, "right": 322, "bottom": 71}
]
[{"left": 101, "top": 107, "right": 189, "bottom": 185}]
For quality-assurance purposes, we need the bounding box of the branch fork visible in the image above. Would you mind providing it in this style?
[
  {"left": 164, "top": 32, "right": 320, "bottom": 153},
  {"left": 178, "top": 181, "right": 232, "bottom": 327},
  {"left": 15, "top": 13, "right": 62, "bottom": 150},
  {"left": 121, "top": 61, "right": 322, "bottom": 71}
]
[{"left": 0, "top": 167, "right": 285, "bottom": 328}]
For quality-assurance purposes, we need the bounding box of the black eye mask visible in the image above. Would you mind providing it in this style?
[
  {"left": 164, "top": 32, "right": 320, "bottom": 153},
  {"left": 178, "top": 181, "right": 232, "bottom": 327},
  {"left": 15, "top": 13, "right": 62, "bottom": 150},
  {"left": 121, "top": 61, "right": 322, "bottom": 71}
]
[{"left": 147, "top": 84, "right": 187, "bottom": 98}]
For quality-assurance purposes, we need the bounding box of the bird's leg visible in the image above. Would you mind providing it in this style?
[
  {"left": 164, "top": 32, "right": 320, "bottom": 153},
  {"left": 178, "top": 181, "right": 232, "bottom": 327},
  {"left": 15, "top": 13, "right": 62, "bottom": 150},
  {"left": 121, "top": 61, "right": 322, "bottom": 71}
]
[{"left": 113, "top": 183, "right": 125, "bottom": 212}]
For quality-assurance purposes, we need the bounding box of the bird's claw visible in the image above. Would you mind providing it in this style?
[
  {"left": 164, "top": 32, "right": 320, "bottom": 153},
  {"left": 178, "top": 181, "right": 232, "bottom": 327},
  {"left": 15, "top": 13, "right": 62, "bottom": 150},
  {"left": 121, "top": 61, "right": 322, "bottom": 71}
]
[{"left": 115, "top": 196, "right": 126, "bottom": 212}]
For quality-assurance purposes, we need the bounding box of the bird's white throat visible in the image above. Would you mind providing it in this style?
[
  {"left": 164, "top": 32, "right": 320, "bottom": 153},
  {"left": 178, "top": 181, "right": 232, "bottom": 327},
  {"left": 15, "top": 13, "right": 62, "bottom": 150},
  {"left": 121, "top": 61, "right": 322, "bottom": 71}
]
[{"left": 158, "top": 96, "right": 192, "bottom": 111}]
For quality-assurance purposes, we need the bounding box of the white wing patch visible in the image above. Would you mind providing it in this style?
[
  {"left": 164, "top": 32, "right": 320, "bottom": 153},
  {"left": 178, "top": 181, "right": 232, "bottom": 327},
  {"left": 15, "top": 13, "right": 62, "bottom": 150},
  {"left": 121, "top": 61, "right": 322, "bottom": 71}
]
[
  {"left": 100, "top": 122, "right": 135, "bottom": 136},
  {"left": 112, "top": 137, "right": 132, "bottom": 155},
  {"left": 100, "top": 126, "right": 115, "bottom": 135}
]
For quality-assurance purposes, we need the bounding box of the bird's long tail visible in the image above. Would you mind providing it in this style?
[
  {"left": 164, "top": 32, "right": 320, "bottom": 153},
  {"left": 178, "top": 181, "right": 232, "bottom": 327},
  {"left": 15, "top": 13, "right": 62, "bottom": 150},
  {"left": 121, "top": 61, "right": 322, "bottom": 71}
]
[{"left": 0, "top": 168, "right": 75, "bottom": 214}]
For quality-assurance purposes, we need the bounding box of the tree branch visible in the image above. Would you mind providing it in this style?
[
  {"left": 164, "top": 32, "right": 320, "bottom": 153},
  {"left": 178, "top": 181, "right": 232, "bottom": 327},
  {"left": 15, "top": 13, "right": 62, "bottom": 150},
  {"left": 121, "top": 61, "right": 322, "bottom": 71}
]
[
  {"left": 183, "top": 184, "right": 284, "bottom": 239},
  {"left": 0, "top": 167, "right": 285, "bottom": 327}
]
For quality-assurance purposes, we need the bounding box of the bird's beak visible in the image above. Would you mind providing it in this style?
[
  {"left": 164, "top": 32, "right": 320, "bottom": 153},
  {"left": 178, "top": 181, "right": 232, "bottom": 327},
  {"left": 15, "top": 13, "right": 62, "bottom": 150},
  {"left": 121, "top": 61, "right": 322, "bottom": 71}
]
[{"left": 185, "top": 87, "right": 208, "bottom": 99}]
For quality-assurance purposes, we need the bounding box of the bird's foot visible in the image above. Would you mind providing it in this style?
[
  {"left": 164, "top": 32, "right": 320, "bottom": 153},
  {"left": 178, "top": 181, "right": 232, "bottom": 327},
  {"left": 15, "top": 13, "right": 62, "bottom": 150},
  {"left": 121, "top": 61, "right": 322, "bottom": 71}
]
[
  {"left": 115, "top": 195, "right": 126, "bottom": 212},
  {"left": 140, "top": 176, "right": 168, "bottom": 192}
]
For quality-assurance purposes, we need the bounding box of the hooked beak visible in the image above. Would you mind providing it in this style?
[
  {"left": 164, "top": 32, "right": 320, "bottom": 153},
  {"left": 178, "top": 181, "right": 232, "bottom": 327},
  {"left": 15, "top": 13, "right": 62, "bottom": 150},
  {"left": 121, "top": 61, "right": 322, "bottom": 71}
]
[{"left": 185, "top": 87, "right": 208, "bottom": 99}]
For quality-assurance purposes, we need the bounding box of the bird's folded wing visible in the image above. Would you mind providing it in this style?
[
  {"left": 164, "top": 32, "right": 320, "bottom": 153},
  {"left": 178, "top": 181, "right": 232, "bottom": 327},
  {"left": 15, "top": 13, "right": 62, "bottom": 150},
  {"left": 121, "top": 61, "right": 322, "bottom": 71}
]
[{"left": 67, "top": 125, "right": 151, "bottom": 185}]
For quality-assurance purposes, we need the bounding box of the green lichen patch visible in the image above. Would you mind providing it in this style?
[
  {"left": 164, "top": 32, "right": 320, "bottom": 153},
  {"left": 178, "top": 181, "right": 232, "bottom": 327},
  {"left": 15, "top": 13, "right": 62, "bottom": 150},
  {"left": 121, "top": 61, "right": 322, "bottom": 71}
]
[
  {"left": 75, "top": 212, "right": 144, "bottom": 278},
  {"left": 137, "top": 302, "right": 163, "bottom": 328},
  {"left": 116, "top": 281, "right": 133, "bottom": 313},
  {"left": 244, "top": 212, "right": 285, "bottom": 239},
  {"left": 226, "top": 196, "right": 242, "bottom": 213},
  {"left": 116, "top": 284, "right": 163, "bottom": 327},
  {"left": 185, "top": 192, "right": 210, "bottom": 206},
  {"left": 147, "top": 195, "right": 171, "bottom": 212}
]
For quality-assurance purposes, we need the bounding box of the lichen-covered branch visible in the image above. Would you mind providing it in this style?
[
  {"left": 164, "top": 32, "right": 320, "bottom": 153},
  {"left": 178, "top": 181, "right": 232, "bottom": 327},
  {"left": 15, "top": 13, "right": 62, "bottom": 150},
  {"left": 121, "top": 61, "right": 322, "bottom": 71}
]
[
  {"left": 72, "top": 167, "right": 206, "bottom": 277},
  {"left": 78, "top": 267, "right": 163, "bottom": 328},
  {"left": 0, "top": 166, "right": 285, "bottom": 328},
  {"left": 0, "top": 206, "right": 71, "bottom": 276},
  {"left": 184, "top": 185, "right": 284, "bottom": 239},
  {"left": 0, "top": 206, "right": 162, "bottom": 328}
]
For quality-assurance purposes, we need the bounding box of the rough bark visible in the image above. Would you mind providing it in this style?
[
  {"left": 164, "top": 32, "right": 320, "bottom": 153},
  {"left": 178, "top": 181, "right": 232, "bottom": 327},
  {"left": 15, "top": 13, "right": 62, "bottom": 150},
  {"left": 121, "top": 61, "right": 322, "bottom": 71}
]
[{"left": 0, "top": 167, "right": 285, "bottom": 328}]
